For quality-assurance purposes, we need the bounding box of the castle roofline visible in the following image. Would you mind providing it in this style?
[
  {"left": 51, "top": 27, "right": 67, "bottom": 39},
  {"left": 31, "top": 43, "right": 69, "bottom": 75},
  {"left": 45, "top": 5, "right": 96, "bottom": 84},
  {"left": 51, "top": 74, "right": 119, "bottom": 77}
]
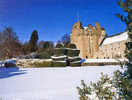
[
  {"left": 102, "top": 31, "right": 128, "bottom": 45},
  {"left": 106, "top": 31, "right": 127, "bottom": 38}
]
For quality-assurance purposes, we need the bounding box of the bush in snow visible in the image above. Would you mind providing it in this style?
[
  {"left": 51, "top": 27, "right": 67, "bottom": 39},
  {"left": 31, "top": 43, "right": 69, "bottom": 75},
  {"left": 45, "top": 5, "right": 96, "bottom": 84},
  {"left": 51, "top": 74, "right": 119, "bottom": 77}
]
[
  {"left": 52, "top": 61, "right": 66, "bottom": 67},
  {"left": 70, "top": 62, "right": 81, "bottom": 67},
  {"left": 67, "top": 49, "right": 80, "bottom": 57},
  {"left": 39, "top": 51, "right": 52, "bottom": 59},
  {"left": 68, "top": 43, "right": 76, "bottom": 49},
  {"left": 77, "top": 70, "right": 132, "bottom": 100},
  {"left": 31, "top": 61, "right": 53, "bottom": 67},
  {"left": 56, "top": 43, "right": 63, "bottom": 48},
  {"left": 53, "top": 48, "right": 66, "bottom": 56}
]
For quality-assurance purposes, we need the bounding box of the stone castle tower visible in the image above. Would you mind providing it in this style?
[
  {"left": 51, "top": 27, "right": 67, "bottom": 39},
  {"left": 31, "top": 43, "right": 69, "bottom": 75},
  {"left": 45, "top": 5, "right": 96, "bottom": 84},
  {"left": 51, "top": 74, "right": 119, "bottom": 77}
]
[{"left": 70, "top": 20, "right": 106, "bottom": 59}]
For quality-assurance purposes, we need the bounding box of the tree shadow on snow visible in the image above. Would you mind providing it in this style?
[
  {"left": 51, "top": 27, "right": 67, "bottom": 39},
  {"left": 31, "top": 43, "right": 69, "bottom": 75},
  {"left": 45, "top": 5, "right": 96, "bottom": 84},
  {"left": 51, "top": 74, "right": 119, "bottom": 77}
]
[{"left": 0, "top": 67, "right": 27, "bottom": 79}]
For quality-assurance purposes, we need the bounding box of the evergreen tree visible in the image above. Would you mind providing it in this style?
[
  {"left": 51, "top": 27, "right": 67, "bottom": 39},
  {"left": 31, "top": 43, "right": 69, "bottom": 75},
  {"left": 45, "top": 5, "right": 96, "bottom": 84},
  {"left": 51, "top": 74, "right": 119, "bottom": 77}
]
[
  {"left": 29, "top": 30, "right": 39, "bottom": 52},
  {"left": 116, "top": 0, "right": 132, "bottom": 78}
]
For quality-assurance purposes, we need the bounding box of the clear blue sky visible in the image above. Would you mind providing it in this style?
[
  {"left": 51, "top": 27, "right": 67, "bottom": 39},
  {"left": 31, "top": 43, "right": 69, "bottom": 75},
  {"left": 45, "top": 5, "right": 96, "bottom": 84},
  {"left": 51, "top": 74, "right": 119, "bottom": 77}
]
[{"left": 0, "top": 0, "right": 126, "bottom": 43}]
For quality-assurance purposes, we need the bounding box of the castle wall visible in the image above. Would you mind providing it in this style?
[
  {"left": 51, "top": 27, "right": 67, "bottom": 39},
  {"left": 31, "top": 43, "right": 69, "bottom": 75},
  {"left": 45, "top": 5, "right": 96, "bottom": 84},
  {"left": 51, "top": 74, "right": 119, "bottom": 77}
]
[
  {"left": 71, "top": 21, "right": 128, "bottom": 59},
  {"left": 95, "top": 40, "right": 126, "bottom": 59}
]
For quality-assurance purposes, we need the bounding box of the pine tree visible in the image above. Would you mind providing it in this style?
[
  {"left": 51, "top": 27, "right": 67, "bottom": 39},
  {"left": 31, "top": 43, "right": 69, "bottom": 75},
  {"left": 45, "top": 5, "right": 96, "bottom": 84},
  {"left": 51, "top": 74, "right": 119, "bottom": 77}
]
[
  {"left": 29, "top": 30, "right": 39, "bottom": 52},
  {"left": 116, "top": 0, "right": 132, "bottom": 78}
]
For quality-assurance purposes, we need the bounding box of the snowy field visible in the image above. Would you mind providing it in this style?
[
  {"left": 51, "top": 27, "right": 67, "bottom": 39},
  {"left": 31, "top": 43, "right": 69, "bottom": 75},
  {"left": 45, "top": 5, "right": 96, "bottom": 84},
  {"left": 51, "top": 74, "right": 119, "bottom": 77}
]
[{"left": 0, "top": 66, "right": 122, "bottom": 100}]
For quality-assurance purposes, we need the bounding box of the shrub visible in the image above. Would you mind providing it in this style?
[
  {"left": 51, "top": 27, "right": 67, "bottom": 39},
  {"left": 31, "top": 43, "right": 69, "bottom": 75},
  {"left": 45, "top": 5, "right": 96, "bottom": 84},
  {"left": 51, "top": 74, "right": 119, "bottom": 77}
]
[
  {"left": 52, "top": 61, "right": 66, "bottom": 67},
  {"left": 68, "top": 43, "right": 76, "bottom": 49},
  {"left": 67, "top": 49, "right": 80, "bottom": 57},
  {"left": 68, "top": 57, "right": 81, "bottom": 62},
  {"left": 77, "top": 70, "right": 132, "bottom": 100},
  {"left": 31, "top": 61, "right": 53, "bottom": 67},
  {"left": 56, "top": 43, "right": 63, "bottom": 48},
  {"left": 51, "top": 56, "right": 67, "bottom": 61},
  {"left": 5, "top": 62, "right": 16, "bottom": 68},
  {"left": 53, "top": 48, "right": 66, "bottom": 56},
  {"left": 39, "top": 51, "right": 51, "bottom": 59},
  {"left": 70, "top": 61, "right": 81, "bottom": 67}
]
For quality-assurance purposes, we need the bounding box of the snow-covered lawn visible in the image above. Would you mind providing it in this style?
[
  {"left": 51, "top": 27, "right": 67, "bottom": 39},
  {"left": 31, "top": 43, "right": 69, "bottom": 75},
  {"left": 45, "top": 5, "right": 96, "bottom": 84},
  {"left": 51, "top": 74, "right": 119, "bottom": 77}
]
[{"left": 0, "top": 66, "right": 122, "bottom": 100}]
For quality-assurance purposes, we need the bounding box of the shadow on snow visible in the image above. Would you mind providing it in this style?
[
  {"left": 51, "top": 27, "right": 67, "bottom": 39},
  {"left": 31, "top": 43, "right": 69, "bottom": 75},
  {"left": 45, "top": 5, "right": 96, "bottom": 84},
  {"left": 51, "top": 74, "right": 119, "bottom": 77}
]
[{"left": 0, "top": 67, "right": 27, "bottom": 79}]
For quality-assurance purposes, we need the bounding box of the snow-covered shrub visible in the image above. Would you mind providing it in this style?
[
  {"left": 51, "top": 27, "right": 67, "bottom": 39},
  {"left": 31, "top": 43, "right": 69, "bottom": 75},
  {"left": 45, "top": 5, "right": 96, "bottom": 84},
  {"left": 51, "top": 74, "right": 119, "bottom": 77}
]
[
  {"left": 77, "top": 70, "right": 132, "bottom": 100},
  {"left": 54, "top": 48, "right": 66, "bottom": 56},
  {"left": 51, "top": 55, "right": 67, "bottom": 61},
  {"left": 68, "top": 56, "right": 81, "bottom": 62},
  {"left": 67, "top": 49, "right": 80, "bottom": 57},
  {"left": 68, "top": 43, "right": 76, "bottom": 49},
  {"left": 56, "top": 43, "right": 63, "bottom": 48},
  {"left": 67, "top": 49, "right": 81, "bottom": 66},
  {"left": 4, "top": 60, "right": 16, "bottom": 68}
]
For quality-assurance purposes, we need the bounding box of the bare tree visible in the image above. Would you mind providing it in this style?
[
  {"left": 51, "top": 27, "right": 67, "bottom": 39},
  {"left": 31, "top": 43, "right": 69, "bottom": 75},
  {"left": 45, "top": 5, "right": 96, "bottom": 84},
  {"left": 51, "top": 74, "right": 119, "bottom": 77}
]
[{"left": 0, "top": 27, "right": 22, "bottom": 59}]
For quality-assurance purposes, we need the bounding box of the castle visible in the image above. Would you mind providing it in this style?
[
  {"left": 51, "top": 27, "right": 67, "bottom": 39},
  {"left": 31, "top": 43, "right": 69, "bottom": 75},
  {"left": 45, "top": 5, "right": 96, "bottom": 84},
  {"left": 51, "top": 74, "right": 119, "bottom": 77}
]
[{"left": 70, "top": 20, "right": 128, "bottom": 59}]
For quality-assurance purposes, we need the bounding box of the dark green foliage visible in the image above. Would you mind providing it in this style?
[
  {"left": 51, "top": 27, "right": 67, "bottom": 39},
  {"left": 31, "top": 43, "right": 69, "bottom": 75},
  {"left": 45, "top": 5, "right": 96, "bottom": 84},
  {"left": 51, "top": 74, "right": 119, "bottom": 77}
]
[
  {"left": 29, "top": 30, "right": 39, "bottom": 52},
  {"left": 56, "top": 43, "right": 64, "bottom": 48},
  {"left": 52, "top": 61, "right": 66, "bottom": 67},
  {"left": 5, "top": 62, "right": 16, "bottom": 68},
  {"left": 53, "top": 48, "right": 66, "bottom": 56},
  {"left": 39, "top": 51, "right": 52, "bottom": 59},
  {"left": 32, "top": 61, "right": 53, "bottom": 67},
  {"left": 68, "top": 43, "right": 77, "bottom": 49},
  {"left": 70, "top": 62, "right": 81, "bottom": 67},
  {"left": 77, "top": 71, "right": 132, "bottom": 100},
  {"left": 67, "top": 49, "right": 80, "bottom": 57},
  {"left": 117, "top": 0, "right": 132, "bottom": 78},
  {"left": 68, "top": 57, "right": 81, "bottom": 62}
]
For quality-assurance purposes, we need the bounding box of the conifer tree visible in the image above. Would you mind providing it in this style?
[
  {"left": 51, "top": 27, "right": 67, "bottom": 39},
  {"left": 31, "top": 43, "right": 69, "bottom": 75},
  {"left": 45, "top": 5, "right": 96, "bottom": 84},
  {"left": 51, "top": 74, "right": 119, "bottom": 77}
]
[
  {"left": 116, "top": 0, "right": 132, "bottom": 78},
  {"left": 29, "top": 30, "right": 39, "bottom": 52}
]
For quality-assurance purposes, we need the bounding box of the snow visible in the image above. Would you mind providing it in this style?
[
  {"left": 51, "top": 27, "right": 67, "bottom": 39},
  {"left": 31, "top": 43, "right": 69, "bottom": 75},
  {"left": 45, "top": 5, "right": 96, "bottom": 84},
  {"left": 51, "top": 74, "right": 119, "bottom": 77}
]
[
  {"left": 0, "top": 66, "right": 123, "bottom": 100},
  {"left": 85, "top": 59, "right": 127, "bottom": 63},
  {"left": 51, "top": 56, "right": 66, "bottom": 59},
  {"left": 102, "top": 31, "right": 128, "bottom": 45},
  {"left": 68, "top": 56, "right": 80, "bottom": 59},
  {"left": 53, "top": 61, "right": 66, "bottom": 63},
  {"left": 71, "top": 61, "right": 81, "bottom": 63}
]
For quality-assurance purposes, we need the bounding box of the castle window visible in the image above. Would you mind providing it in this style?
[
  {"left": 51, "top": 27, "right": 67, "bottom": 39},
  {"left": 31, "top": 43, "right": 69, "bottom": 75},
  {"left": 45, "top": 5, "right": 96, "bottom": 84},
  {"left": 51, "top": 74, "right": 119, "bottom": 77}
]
[{"left": 86, "top": 56, "right": 88, "bottom": 59}]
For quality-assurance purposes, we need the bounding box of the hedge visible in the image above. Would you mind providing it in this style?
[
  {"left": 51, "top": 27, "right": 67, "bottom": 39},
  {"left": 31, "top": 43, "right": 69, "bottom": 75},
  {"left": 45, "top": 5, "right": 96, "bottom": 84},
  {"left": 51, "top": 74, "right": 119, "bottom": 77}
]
[
  {"left": 52, "top": 61, "right": 66, "bottom": 67},
  {"left": 68, "top": 57, "right": 81, "bottom": 62},
  {"left": 51, "top": 56, "right": 67, "bottom": 61},
  {"left": 31, "top": 61, "right": 53, "bottom": 67},
  {"left": 39, "top": 51, "right": 51, "bottom": 59},
  {"left": 54, "top": 48, "right": 66, "bottom": 56},
  {"left": 67, "top": 49, "right": 80, "bottom": 57},
  {"left": 70, "top": 61, "right": 81, "bottom": 67},
  {"left": 56, "top": 43, "right": 64, "bottom": 48}
]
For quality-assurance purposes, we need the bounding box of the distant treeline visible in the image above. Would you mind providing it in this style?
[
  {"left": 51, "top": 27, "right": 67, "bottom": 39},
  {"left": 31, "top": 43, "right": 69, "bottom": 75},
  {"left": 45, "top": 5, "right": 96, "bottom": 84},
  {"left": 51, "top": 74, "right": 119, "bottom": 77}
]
[{"left": 0, "top": 27, "right": 70, "bottom": 59}]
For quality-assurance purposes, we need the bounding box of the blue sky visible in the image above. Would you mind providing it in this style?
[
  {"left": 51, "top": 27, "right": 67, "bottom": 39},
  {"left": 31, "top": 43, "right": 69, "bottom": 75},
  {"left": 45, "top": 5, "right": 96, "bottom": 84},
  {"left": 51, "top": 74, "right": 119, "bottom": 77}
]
[{"left": 0, "top": 0, "right": 126, "bottom": 43}]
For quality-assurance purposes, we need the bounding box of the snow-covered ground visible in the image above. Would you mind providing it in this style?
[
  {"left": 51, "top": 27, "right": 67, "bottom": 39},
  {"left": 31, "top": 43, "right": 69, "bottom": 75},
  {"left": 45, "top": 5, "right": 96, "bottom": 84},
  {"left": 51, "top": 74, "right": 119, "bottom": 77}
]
[{"left": 0, "top": 66, "right": 122, "bottom": 100}]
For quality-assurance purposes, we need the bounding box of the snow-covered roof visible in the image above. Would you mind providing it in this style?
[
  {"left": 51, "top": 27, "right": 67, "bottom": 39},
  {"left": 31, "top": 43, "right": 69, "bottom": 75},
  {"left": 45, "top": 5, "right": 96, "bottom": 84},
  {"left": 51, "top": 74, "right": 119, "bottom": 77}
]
[{"left": 102, "top": 31, "right": 128, "bottom": 45}]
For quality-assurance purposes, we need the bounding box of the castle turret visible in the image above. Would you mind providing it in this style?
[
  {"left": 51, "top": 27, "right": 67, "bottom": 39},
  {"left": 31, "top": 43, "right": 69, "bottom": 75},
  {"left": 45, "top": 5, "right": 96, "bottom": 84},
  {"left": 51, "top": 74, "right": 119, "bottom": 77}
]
[{"left": 95, "top": 22, "right": 101, "bottom": 31}]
